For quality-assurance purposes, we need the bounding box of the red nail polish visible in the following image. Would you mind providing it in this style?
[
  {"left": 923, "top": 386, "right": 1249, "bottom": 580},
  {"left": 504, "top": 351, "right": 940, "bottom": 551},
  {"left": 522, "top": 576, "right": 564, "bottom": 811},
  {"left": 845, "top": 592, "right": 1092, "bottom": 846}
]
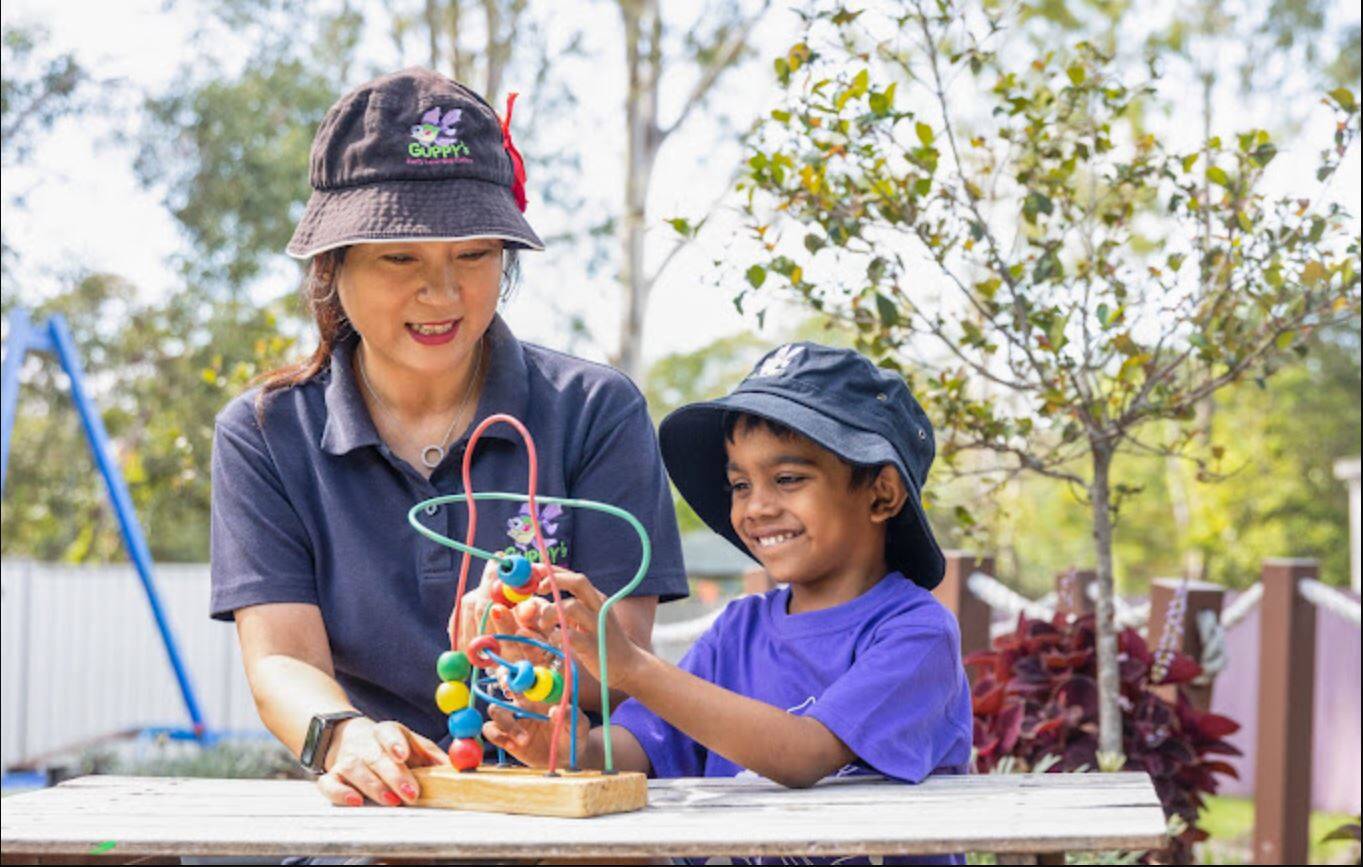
[
  {"left": 401, "top": 784, "right": 418, "bottom": 799},
  {"left": 381, "top": 791, "right": 401, "bottom": 807},
  {"left": 345, "top": 794, "right": 363, "bottom": 807}
]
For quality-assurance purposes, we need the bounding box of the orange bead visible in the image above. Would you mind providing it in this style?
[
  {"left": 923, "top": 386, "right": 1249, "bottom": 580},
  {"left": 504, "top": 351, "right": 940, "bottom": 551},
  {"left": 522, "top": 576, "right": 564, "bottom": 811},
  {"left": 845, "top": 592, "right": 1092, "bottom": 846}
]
[
  {"left": 448, "top": 737, "right": 482, "bottom": 771},
  {"left": 487, "top": 578, "right": 511, "bottom": 608},
  {"left": 467, "top": 634, "right": 502, "bottom": 668}
]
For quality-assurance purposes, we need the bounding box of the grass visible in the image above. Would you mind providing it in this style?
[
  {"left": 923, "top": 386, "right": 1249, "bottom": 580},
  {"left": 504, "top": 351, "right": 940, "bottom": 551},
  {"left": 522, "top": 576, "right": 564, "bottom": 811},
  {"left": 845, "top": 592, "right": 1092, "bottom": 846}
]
[{"left": 1196, "top": 795, "right": 1360, "bottom": 865}]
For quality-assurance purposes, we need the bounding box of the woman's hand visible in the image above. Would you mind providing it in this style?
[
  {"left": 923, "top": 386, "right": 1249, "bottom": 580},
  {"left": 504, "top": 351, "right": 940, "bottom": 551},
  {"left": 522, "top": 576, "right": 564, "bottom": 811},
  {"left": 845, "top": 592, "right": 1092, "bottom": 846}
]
[
  {"left": 482, "top": 702, "right": 593, "bottom": 769},
  {"left": 536, "top": 570, "right": 651, "bottom": 693},
  {"left": 317, "top": 717, "right": 449, "bottom": 807}
]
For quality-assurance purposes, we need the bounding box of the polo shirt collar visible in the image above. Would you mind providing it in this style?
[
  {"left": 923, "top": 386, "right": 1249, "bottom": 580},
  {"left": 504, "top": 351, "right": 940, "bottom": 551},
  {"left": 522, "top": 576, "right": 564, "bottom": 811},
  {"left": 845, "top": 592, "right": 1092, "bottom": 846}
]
[{"left": 320, "top": 314, "right": 530, "bottom": 457}]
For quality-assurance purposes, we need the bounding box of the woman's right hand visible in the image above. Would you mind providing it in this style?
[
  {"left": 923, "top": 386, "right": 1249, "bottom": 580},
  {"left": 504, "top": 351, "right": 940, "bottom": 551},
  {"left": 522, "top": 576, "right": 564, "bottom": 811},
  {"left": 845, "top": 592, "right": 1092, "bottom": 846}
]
[{"left": 317, "top": 717, "right": 449, "bottom": 807}]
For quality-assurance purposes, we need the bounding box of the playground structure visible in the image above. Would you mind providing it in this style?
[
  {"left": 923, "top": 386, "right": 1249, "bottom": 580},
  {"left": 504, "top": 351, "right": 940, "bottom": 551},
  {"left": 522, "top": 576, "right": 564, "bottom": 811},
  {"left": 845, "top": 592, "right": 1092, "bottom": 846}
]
[
  {"left": 405, "top": 412, "right": 649, "bottom": 816},
  {"left": 1, "top": 310, "right": 207, "bottom": 743}
]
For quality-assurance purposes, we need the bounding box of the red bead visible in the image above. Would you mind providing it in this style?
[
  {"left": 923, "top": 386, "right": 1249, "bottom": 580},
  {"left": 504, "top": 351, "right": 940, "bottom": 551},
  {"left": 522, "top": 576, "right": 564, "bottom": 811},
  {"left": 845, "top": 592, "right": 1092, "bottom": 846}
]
[
  {"left": 487, "top": 578, "right": 512, "bottom": 608},
  {"left": 448, "top": 737, "right": 482, "bottom": 771},
  {"left": 467, "top": 634, "right": 502, "bottom": 668}
]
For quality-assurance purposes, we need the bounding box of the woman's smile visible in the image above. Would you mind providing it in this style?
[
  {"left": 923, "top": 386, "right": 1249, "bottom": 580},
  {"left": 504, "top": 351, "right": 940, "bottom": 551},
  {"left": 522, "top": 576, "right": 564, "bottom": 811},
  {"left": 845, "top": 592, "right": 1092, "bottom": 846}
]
[{"left": 406, "top": 318, "right": 461, "bottom": 345}]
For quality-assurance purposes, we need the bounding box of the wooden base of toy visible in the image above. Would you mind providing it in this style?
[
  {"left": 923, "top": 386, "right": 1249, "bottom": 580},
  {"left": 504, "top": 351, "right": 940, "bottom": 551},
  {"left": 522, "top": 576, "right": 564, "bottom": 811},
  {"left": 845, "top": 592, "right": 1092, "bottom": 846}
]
[{"left": 412, "top": 765, "right": 647, "bottom": 818}]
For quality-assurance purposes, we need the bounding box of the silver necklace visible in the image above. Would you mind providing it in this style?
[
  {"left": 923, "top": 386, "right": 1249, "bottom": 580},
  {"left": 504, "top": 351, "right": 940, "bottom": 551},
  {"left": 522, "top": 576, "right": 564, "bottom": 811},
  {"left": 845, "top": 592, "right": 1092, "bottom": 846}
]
[{"left": 357, "top": 341, "right": 483, "bottom": 470}]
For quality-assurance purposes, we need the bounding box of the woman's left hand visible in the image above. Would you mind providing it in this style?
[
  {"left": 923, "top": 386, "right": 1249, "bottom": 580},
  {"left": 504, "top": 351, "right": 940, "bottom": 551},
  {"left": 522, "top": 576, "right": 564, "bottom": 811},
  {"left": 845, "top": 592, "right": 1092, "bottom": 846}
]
[{"left": 534, "top": 570, "right": 650, "bottom": 692}]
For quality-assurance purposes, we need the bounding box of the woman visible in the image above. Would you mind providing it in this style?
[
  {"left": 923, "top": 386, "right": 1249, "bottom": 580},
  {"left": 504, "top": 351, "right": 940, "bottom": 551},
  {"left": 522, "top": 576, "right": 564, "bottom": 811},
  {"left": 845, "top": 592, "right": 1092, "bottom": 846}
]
[{"left": 209, "top": 68, "right": 687, "bottom": 810}]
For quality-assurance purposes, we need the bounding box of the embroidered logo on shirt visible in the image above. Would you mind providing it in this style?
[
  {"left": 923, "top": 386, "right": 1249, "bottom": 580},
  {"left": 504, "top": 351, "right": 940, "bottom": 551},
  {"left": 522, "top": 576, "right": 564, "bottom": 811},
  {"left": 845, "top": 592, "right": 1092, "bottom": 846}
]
[
  {"left": 502, "top": 502, "right": 569, "bottom": 564},
  {"left": 748, "top": 344, "right": 804, "bottom": 379},
  {"left": 407, "top": 107, "right": 473, "bottom": 163}
]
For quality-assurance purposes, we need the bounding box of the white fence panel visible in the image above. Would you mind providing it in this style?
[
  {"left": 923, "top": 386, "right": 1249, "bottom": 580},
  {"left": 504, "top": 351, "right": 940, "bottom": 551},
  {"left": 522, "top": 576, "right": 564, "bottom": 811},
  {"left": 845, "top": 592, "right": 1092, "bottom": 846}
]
[{"left": 0, "top": 561, "right": 262, "bottom": 771}]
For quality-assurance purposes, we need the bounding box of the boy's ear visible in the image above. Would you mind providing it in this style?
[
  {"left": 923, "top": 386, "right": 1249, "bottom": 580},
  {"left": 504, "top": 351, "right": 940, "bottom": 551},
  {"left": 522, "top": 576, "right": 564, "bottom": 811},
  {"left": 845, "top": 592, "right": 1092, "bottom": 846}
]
[{"left": 869, "top": 465, "right": 909, "bottom": 524}]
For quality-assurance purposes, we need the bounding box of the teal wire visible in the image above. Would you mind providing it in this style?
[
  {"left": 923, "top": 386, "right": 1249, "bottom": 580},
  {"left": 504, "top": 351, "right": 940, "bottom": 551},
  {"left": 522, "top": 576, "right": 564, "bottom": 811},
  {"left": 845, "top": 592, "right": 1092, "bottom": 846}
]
[{"left": 409, "top": 491, "right": 651, "bottom": 772}]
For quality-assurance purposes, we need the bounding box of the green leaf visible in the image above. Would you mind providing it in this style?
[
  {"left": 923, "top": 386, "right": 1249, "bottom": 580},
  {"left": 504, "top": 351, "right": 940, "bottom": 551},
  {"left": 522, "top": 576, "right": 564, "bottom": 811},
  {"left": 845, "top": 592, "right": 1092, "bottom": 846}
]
[
  {"left": 1206, "top": 165, "right": 1232, "bottom": 188},
  {"left": 1274, "top": 330, "right": 1296, "bottom": 350},
  {"left": 875, "top": 293, "right": 901, "bottom": 327},
  {"left": 915, "top": 121, "right": 935, "bottom": 146},
  {"left": 1328, "top": 88, "right": 1358, "bottom": 112},
  {"left": 667, "top": 217, "right": 693, "bottom": 237},
  {"left": 1066, "top": 64, "right": 1087, "bottom": 85},
  {"left": 745, "top": 265, "right": 767, "bottom": 289},
  {"left": 1301, "top": 260, "right": 1327, "bottom": 285},
  {"left": 1181, "top": 153, "right": 1199, "bottom": 173}
]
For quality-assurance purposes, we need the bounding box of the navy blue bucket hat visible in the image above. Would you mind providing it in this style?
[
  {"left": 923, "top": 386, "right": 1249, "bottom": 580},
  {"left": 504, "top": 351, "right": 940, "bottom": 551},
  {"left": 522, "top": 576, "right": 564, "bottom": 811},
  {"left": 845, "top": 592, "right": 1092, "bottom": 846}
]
[
  {"left": 287, "top": 67, "right": 544, "bottom": 258},
  {"left": 659, "top": 343, "right": 945, "bottom": 590}
]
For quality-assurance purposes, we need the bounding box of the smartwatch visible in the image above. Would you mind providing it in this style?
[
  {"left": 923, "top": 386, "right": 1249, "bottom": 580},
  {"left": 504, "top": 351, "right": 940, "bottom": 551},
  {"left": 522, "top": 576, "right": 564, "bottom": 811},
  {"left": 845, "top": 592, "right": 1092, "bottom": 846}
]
[{"left": 299, "top": 710, "right": 363, "bottom": 774}]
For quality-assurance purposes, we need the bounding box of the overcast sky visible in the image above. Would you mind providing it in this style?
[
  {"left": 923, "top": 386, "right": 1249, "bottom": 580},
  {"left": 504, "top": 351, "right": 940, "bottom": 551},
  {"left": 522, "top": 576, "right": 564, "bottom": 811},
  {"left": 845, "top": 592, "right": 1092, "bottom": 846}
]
[{"left": 3, "top": 0, "right": 1358, "bottom": 367}]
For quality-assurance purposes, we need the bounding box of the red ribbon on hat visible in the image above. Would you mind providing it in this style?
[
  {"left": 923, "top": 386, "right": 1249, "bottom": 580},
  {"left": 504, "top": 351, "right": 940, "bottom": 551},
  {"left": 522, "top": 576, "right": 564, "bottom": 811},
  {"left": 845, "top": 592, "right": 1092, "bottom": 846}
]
[{"left": 500, "top": 92, "right": 528, "bottom": 212}]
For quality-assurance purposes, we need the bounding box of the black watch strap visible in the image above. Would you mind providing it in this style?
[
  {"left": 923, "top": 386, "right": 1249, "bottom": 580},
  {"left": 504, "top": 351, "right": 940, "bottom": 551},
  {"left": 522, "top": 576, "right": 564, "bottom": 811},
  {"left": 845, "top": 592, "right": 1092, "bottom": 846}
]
[{"left": 300, "top": 711, "right": 363, "bottom": 774}]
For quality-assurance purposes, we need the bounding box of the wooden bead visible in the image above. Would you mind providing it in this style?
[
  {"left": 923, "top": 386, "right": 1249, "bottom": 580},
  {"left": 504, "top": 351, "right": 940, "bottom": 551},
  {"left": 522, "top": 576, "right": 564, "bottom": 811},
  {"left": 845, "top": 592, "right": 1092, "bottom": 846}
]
[
  {"left": 507, "top": 660, "right": 536, "bottom": 693},
  {"left": 502, "top": 582, "right": 532, "bottom": 604},
  {"left": 447, "top": 707, "right": 483, "bottom": 739},
  {"left": 467, "top": 635, "right": 502, "bottom": 668},
  {"left": 435, "top": 680, "right": 470, "bottom": 715},
  {"left": 543, "top": 669, "right": 565, "bottom": 703},
  {"left": 448, "top": 737, "right": 482, "bottom": 771},
  {"left": 436, "top": 650, "right": 471, "bottom": 683},
  {"left": 487, "top": 578, "right": 512, "bottom": 608},
  {"left": 523, "top": 667, "right": 559, "bottom": 703},
  {"left": 498, "top": 554, "right": 533, "bottom": 588}
]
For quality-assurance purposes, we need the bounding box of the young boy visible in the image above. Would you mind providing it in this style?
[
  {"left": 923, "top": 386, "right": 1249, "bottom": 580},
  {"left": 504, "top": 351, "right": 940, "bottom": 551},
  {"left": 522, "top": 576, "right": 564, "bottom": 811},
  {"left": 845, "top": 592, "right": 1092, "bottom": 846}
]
[{"left": 484, "top": 343, "right": 972, "bottom": 863}]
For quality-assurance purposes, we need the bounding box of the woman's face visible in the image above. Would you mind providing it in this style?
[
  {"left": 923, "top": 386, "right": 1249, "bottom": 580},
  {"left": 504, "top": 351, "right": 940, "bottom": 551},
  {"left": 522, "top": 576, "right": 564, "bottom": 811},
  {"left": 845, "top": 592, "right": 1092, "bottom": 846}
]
[{"left": 336, "top": 238, "right": 505, "bottom": 376}]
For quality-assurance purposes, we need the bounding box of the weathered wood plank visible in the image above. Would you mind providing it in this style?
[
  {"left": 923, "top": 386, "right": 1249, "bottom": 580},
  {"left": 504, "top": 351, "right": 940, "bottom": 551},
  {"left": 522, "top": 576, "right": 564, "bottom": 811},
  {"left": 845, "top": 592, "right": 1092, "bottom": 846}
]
[
  {"left": 411, "top": 766, "right": 647, "bottom": 817},
  {"left": 1, "top": 773, "right": 1167, "bottom": 860}
]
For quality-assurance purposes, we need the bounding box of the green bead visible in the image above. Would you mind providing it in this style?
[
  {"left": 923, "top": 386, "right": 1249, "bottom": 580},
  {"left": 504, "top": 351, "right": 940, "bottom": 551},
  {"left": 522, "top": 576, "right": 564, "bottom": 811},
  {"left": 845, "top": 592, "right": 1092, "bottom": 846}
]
[
  {"left": 437, "top": 650, "right": 471, "bottom": 682},
  {"left": 544, "top": 668, "right": 565, "bottom": 703}
]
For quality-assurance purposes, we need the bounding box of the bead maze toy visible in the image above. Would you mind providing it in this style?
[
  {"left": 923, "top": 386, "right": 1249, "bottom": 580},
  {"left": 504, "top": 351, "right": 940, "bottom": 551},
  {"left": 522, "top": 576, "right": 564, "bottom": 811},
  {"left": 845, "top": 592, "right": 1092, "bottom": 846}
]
[{"left": 405, "top": 413, "right": 649, "bottom": 817}]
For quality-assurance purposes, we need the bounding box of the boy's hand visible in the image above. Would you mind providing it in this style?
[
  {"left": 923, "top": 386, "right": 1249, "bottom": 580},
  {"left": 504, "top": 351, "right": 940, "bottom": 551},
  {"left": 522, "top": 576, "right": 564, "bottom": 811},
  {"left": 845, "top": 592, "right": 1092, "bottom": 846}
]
[
  {"left": 537, "top": 570, "right": 650, "bottom": 693},
  {"left": 482, "top": 702, "right": 592, "bottom": 769},
  {"left": 456, "top": 563, "right": 554, "bottom": 667}
]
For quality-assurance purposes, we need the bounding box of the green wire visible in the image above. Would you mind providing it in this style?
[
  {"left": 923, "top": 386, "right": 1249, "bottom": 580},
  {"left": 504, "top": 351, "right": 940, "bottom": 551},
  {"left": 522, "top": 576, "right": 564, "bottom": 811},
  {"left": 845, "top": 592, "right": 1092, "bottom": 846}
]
[{"left": 408, "top": 492, "right": 652, "bottom": 772}]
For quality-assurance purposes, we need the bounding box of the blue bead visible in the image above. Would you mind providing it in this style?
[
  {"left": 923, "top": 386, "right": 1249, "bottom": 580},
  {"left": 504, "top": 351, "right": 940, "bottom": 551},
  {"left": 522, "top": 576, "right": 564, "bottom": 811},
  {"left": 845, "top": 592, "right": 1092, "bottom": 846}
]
[
  {"left": 498, "top": 555, "right": 533, "bottom": 588},
  {"left": 507, "top": 660, "right": 536, "bottom": 693},
  {"left": 447, "top": 707, "right": 483, "bottom": 740}
]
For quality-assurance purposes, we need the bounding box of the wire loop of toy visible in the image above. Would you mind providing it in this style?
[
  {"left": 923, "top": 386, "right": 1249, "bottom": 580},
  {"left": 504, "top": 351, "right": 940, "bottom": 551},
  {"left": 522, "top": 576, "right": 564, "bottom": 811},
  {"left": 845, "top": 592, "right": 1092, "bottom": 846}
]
[{"left": 407, "top": 413, "right": 651, "bottom": 773}]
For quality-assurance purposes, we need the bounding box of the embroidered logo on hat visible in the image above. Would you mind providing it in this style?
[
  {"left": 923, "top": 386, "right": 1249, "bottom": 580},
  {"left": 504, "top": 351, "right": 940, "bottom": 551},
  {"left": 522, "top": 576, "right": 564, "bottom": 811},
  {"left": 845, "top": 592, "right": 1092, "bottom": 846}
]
[
  {"left": 749, "top": 344, "right": 804, "bottom": 379},
  {"left": 407, "top": 106, "right": 472, "bottom": 164}
]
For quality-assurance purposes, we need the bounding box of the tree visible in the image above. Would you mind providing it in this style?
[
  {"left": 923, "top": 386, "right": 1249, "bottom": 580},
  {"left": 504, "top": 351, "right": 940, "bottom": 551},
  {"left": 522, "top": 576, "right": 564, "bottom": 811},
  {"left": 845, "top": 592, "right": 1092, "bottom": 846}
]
[
  {"left": 735, "top": 1, "right": 1360, "bottom": 763},
  {"left": 612, "top": 0, "right": 772, "bottom": 380},
  {"left": 1, "top": 23, "right": 89, "bottom": 278}
]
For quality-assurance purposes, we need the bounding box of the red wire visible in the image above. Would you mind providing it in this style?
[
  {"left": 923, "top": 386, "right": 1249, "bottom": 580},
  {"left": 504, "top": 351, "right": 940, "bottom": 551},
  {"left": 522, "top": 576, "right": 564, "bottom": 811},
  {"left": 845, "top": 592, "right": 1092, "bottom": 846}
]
[{"left": 446, "top": 413, "right": 573, "bottom": 774}]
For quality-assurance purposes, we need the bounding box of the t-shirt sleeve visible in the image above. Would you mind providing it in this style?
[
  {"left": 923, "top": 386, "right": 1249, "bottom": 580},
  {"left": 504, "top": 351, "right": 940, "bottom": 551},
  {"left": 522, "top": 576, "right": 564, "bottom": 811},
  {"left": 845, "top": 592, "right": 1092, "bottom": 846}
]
[
  {"left": 609, "top": 635, "right": 717, "bottom": 778},
  {"left": 209, "top": 397, "right": 318, "bottom": 621},
  {"left": 805, "top": 619, "right": 971, "bottom": 783},
  {"left": 567, "top": 392, "right": 688, "bottom": 602}
]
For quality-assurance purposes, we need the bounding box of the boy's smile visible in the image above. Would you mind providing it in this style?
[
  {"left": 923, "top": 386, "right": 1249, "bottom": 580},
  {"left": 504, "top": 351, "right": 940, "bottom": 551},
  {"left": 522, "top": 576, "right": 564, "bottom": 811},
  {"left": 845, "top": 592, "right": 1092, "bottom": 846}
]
[{"left": 725, "top": 420, "right": 906, "bottom": 611}]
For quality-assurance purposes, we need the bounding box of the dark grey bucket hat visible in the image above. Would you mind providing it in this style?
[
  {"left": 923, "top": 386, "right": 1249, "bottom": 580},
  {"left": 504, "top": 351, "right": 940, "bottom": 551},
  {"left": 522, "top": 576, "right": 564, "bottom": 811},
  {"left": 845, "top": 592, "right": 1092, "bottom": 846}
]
[
  {"left": 659, "top": 342, "right": 946, "bottom": 590},
  {"left": 287, "top": 67, "right": 544, "bottom": 258}
]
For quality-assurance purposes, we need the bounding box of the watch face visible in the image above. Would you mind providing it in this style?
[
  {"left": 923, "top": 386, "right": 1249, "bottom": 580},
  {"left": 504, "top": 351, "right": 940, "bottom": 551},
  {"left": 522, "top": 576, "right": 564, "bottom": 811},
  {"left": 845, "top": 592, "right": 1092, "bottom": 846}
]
[{"left": 301, "top": 716, "right": 327, "bottom": 769}]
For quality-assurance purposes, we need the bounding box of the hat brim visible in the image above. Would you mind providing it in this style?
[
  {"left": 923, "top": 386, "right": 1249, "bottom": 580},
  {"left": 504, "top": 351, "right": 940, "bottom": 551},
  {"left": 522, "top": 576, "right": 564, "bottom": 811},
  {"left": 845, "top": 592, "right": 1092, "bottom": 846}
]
[
  {"left": 659, "top": 392, "right": 945, "bottom": 590},
  {"left": 286, "top": 177, "right": 544, "bottom": 259}
]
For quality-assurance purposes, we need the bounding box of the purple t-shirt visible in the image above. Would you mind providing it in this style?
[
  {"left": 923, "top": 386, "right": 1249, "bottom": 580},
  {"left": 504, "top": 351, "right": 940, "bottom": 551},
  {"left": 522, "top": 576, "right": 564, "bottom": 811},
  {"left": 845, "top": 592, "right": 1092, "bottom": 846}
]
[{"left": 613, "top": 573, "right": 973, "bottom": 866}]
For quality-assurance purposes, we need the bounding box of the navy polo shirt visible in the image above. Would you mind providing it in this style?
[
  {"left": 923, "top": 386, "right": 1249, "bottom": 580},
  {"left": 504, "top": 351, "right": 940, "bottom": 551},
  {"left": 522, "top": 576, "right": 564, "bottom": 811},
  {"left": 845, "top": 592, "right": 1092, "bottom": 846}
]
[{"left": 209, "top": 314, "right": 688, "bottom": 739}]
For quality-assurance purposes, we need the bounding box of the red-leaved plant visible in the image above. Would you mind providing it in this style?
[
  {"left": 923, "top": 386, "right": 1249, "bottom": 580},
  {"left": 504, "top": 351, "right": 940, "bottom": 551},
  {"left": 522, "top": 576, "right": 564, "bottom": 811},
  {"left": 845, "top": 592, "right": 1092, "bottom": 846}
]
[{"left": 967, "top": 613, "right": 1241, "bottom": 864}]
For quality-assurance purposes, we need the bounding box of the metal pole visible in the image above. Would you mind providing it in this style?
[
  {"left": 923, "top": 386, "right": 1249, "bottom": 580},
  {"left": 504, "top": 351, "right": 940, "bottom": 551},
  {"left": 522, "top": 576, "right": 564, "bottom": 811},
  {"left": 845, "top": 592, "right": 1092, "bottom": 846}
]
[
  {"left": 45, "top": 314, "right": 206, "bottom": 735},
  {"left": 1, "top": 309, "right": 38, "bottom": 493}
]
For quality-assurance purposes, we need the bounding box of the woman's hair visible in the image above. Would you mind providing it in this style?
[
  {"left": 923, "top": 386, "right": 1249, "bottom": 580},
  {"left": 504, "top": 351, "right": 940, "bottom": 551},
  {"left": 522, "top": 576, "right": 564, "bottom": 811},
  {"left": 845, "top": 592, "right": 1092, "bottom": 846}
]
[{"left": 252, "top": 246, "right": 521, "bottom": 420}]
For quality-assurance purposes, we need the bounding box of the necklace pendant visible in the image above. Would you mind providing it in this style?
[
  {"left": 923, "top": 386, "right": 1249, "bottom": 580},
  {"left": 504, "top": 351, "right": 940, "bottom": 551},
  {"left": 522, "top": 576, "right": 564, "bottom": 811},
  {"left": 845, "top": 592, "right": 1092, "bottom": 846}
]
[{"left": 421, "top": 444, "right": 446, "bottom": 469}]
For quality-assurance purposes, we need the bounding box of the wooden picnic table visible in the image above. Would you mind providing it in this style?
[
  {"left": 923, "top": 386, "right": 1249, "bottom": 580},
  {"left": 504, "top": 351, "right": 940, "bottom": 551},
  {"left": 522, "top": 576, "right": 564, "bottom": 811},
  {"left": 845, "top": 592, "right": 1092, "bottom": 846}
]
[{"left": 1, "top": 772, "right": 1166, "bottom": 864}]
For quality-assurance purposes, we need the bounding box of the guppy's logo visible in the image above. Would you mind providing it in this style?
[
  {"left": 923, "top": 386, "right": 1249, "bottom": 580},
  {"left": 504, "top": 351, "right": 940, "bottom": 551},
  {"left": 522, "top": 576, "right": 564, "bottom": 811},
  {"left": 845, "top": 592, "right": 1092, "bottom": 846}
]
[
  {"left": 408, "top": 107, "right": 471, "bottom": 162},
  {"left": 503, "top": 502, "right": 568, "bottom": 564}
]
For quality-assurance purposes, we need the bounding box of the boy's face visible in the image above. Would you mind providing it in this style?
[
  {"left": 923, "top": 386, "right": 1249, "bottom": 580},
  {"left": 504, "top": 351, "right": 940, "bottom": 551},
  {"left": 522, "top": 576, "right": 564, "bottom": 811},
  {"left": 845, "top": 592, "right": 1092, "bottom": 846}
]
[{"left": 725, "top": 423, "right": 899, "bottom": 588}]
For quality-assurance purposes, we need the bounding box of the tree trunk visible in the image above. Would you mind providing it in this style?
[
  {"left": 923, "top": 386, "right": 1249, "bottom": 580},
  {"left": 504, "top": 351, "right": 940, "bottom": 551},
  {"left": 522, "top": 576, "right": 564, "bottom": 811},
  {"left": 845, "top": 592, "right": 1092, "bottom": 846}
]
[
  {"left": 616, "top": 0, "right": 660, "bottom": 382},
  {"left": 1089, "top": 441, "right": 1125, "bottom": 765}
]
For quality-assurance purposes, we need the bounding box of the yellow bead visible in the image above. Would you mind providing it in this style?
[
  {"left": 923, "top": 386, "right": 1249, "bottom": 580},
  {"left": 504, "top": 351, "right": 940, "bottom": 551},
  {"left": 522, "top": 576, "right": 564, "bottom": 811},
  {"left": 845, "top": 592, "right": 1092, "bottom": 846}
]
[
  {"left": 523, "top": 667, "right": 555, "bottom": 702},
  {"left": 435, "top": 680, "right": 470, "bottom": 714},
  {"left": 503, "top": 582, "right": 532, "bottom": 604}
]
